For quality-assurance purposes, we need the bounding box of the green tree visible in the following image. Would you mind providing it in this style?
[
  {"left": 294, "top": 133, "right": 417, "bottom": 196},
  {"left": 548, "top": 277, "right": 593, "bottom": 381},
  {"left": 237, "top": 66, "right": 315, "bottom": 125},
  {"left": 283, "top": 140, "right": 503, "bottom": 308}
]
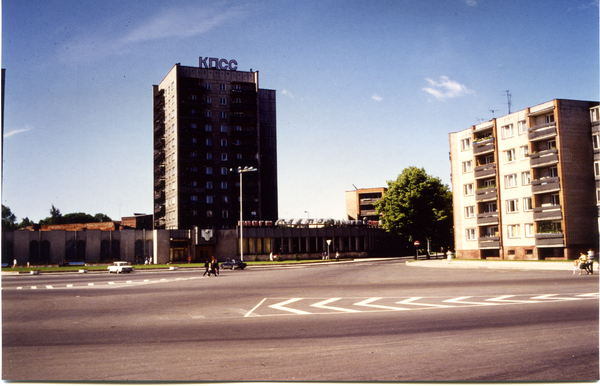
[
  {"left": 374, "top": 166, "right": 453, "bottom": 252},
  {"left": 17, "top": 217, "right": 34, "bottom": 228},
  {"left": 2, "top": 205, "right": 18, "bottom": 231}
]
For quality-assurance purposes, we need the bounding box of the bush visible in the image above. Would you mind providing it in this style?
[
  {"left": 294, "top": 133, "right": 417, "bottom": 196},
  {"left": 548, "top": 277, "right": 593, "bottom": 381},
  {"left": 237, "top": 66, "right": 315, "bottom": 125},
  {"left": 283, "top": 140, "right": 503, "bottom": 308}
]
[
  {"left": 254, "top": 255, "right": 260, "bottom": 262},
  {"left": 277, "top": 255, "right": 284, "bottom": 262},
  {"left": 294, "top": 254, "right": 300, "bottom": 261}
]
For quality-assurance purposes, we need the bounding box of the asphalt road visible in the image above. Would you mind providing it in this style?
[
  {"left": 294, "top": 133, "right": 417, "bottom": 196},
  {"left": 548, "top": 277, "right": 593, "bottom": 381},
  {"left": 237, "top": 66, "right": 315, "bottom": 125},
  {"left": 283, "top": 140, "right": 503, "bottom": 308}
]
[{"left": 2, "top": 259, "right": 598, "bottom": 381}]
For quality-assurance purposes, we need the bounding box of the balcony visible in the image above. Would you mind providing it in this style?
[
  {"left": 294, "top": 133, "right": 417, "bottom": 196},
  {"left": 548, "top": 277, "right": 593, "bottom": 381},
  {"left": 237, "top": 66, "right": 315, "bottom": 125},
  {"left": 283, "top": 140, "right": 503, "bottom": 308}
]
[
  {"left": 360, "top": 210, "right": 377, "bottom": 216},
  {"left": 478, "top": 236, "right": 500, "bottom": 249},
  {"left": 528, "top": 123, "right": 557, "bottom": 141},
  {"left": 474, "top": 163, "right": 496, "bottom": 179},
  {"left": 529, "top": 148, "right": 558, "bottom": 168},
  {"left": 477, "top": 211, "right": 499, "bottom": 225},
  {"left": 535, "top": 232, "right": 564, "bottom": 247},
  {"left": 473, "top": 138, "right": 495, "bottom": 155},
  {"left": 531, "top": 177, "right": 560, "bottom": 194},
  {"left": 533, "top": 205, "right": 562, "bottom": 221},
  {"left": 476, "top": 187, "right": 497, "bottom": 202}
]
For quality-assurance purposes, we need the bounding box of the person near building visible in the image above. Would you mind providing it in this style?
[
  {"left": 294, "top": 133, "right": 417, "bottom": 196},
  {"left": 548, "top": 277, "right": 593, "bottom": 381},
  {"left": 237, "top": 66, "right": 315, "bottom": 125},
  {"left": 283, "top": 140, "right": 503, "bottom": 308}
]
[
  {"left": 203, "top": 259, "right": 211, "bottom": 276},
  {"left": 446, "top": 249, "right": 452, "bottom": 262}
]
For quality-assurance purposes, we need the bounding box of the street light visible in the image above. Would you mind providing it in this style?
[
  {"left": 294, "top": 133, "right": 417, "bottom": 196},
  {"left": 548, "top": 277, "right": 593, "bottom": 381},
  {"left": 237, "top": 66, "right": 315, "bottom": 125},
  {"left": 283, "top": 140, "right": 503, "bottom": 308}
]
[
  {"left": 326, "top": 239, "right": 332, "bottom": 260},
  {"left": 234, "top": 166, "right": 257, "bottom": 262}
]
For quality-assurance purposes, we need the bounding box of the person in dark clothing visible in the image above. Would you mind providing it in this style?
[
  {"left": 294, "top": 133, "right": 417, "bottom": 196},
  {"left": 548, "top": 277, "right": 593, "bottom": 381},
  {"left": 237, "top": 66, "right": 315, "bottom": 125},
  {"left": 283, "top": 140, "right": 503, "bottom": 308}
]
[{"left": 203, "top": 259, "right": 211, "bottom": 276}]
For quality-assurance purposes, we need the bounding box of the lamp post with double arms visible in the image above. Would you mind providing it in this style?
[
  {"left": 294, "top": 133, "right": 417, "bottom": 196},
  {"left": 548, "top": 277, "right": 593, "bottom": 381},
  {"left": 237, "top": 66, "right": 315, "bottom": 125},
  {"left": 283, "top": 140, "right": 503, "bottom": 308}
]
[{"left": 234, "top": 166, "right": 257, "bottom": 262}]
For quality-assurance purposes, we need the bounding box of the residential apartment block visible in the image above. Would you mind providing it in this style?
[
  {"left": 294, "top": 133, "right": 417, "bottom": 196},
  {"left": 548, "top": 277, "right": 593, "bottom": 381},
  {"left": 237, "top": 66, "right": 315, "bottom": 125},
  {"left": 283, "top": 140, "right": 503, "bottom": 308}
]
[
  {"left": 153, "top": 58, "right": 278, "bottom": 230},
  {"left": 449, "top": 99, "right": 599, "bottom": 260}
]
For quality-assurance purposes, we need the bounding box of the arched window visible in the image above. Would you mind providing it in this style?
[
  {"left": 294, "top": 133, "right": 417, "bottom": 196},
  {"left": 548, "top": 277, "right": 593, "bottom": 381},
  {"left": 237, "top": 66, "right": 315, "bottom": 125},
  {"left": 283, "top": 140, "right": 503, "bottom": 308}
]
[{"left": 29, "top": 240, "right": 40, "bottom": 264}]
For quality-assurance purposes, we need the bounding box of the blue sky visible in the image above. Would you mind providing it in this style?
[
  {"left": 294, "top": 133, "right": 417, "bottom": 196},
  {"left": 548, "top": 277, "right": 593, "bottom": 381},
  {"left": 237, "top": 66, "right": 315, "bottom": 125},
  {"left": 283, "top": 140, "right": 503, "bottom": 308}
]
[{"left": 2, "top": 0, "right": 599, "bottom": 223}]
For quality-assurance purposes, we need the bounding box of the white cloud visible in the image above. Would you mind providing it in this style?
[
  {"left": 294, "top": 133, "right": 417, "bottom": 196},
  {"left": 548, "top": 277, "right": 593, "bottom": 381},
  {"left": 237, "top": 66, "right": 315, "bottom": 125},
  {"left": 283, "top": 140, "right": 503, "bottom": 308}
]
[
  {"left": 422, "top": 76, "right": 475, "bottom": 100},
  {"left": 371, "top": 94, "right": 383, "bottom": 102},
  {"left": 58, "top": 5, "right": 248, "bottom": 64},
  {"left": 465, "top": 0, "right": 477, "bottom": 6},
  {"left": 4, "top": 126, "right": 32, "bottom": 138},
  {"left": 282, "top": 90, "right": 295, "bottom": 99}
]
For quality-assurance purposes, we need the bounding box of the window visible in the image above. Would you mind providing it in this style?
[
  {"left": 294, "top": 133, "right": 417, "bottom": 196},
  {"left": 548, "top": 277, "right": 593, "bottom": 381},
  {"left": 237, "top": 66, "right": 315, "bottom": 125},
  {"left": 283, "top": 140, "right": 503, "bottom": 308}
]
[
  {"left": 191, "top": 138, "right": 197, "bottom": 144},
  {"left": 464, "top": 206, "right": 475, "bottom": 218},
  {"left": 462, "top": 161, "right": 473, "bottom": 173},
  {"left": 460, "top": 138, "right": 472, "bottom": 151},
  {"left": 205, "top": 139, "right": 212, "bottom": 146},
  {"left": 547, "top": 139, "right": 556, "bottom": 150},
  {"left": 466, "top": 228, "right": 476, "bottom": 241},
  {"left": 505, "top": 174, "right": 517, "bottom": 188},
  {"left": 191, "top": 181, "right": 198, "bottom": 187},
  {"left": 525, "top": 224, "right": 534, "bottom": 237},
  {"left": 206, "top": 167, "right": 212, "bottom": 175},
  {"left": 551, "top": 194, "right": 560, "bottom": 206},
  {"left": 234, "top": 126, "right": 242, "bottom": 132},
  {"left": 190, "top": 151, "right": 197, "bottom": 158},
  {"left": 507, "top": 224, "right": 520, "bottom": 238},
  {"left": 485, "top": 202, "right": 497, "bottom": 213},
  {"left": 206, "top": 153, "right": 212, "bottom": 160},
  {"left": 220, "top": 111, "right": 227, "bottom": 119},
  {"left": 206, "top": 96, "right": 211, "bottom": 104},
  {"left": 219, "top": 97, "right": 227, "bottom": 105},
  {"left": 221, "top": 153, "right": 227, "bottom": 161},
  {"left": 486, "top": 226, "right": 498, "bottom": 237},
  {"left": 205, "top": 110, "right": 212, "bottom": 118},
  {"left": 518, "top": 120, "right": 527, "bottom": 134},
  {"left": 595, "top": 161, "right": 600, "bottom": 177},
  {"left": 207, "top": 210, "right": 213, "bottom": 218},
  {"left": 501, "top": 124, "right": 514, "bottom": 139},
  {"left": 222, "top": 196, "right": 229, "bottom": 203},
  {"left": 190, "top": 166, "right": 198, "bottom": 172},
  {"left": 206, "top": 196, "right": 213, "bottom": 204},
  {"left": 522, "top": 171, "right": 531, "bottom": 185},
  {"left": 521, "top": 145, "right": 529, "bottom": 159},
  {"left": 221, "top": 139, "right": 227, "bottom": 147},
  {"left": 190, "top": 123, "right": 197, "bottom": 129},
  {"left": 523, "top": 197, "right": 533, "bottom": 211},
  {"left": 220, "top": 125, "right": 227, "bottom": 133},
  {"left": 506, "top": 199, "right": 518, "bottom": 213},
  {"left": 549, "top": 167, "right": 558, "bottom": 178},
  {"left": 206, "top": 181, "right": 213, "bottom": 189},
  {"left": 597, "top": 189, "right": 600, "bottom": 204},
  {"left": 463, "top": 183, "right": 474, "bottom": 196},
  {"left": 222, "top": 210, "right": 229, "bottom": 219},
  {"left": 236, "top": 154, "right": 242, "bottom": 160},
  {"left": 504, "top": 149, "right": 516, "bottom": 163},
  {"left": 205, "top": 124, "right": 212, "bottom": 132},
  {"left": 221, "top": 182, "right": 228, "bottom": 189},
  {"left": 204, "top": 83, "right": 211, "bottom": 90},
  {"left": 593, "top": 134, "right": 600, "bottom": 150},
  {"left": 219, "top": 84, "right": 226, "bottom": 91},
  {"left": 545, "top": 114, "right": 555, "bottom": 123},
  {"left": 191, "top": 195, "right": 198, "bottom": 202},
  {"left": 221, "top": 167, "right": 228, "bottom": 175},
  {"left": 482, "top": 179, "right": 495, "bottom": 188}
]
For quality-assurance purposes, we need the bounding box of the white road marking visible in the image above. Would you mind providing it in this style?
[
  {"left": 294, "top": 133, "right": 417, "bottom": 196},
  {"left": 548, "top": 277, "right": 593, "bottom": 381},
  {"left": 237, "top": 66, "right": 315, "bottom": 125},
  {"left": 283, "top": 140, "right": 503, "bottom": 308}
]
[
  {"left": 311, "top": 298, "right": 361, "bottom": 313},
  {"left": 354, "top": 297, "right": 411, "bottom": 311},
  {"left": 269, "top": 298, "right": 311, "bottom": 315},
  {"left": 46, "top": 285, "right": 53, "bottom": 289},
  {"left": 486, "top": 295, "right": 539, "bottom": 304},
  {"left": 397, "top": 296, "right": 455, "bottom": 308},
  {"left": 444, "top": 296, "right": 500, "bottom": 306}
]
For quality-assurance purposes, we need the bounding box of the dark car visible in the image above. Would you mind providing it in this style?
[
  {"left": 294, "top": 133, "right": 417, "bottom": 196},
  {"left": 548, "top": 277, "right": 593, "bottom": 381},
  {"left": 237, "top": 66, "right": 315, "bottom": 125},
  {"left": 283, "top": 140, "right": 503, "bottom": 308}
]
[{"left": 220, "top": 258, "right": 247, "bottom": 270}]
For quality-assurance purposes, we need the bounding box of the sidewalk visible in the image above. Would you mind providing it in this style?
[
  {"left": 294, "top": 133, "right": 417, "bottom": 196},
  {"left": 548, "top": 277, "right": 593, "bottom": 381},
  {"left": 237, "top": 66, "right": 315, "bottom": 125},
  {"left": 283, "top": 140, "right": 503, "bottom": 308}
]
[{"left": 406, "top": 258, "right": 598, "bottom": 272}]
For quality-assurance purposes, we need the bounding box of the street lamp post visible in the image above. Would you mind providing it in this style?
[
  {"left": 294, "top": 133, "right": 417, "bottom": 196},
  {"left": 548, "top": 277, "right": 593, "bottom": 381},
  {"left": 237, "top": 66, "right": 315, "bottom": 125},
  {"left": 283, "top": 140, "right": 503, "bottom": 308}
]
[
  {"left": 326, "top": 239, "right": 332, "bottom": 260},
  {"left": 234, "top": 166, "right": 257, "bottom": 262}
]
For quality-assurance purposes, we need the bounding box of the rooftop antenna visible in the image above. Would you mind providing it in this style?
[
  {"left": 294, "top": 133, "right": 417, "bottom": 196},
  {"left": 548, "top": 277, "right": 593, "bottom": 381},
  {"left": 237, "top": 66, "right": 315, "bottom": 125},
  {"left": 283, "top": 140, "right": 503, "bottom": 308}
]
[
  {"left": 489, "top": 109, "right": 499, "bottom": 118},
  {"left": 504, "top": 90, "right": 512, "bottom": 114}
]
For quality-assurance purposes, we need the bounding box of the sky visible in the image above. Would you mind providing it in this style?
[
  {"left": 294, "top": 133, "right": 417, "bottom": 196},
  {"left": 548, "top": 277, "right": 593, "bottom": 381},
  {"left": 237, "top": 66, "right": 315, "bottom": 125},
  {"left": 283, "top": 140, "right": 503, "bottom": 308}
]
[{"left": 1, "top": 0, "right": 599, "bottom": 224}]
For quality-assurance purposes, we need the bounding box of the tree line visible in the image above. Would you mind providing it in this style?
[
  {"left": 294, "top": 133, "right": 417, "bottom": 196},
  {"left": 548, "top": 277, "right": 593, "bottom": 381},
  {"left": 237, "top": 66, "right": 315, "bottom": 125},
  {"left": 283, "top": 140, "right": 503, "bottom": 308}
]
[{"left": 2, "top": 204, "right": 112, "bottom": 231}]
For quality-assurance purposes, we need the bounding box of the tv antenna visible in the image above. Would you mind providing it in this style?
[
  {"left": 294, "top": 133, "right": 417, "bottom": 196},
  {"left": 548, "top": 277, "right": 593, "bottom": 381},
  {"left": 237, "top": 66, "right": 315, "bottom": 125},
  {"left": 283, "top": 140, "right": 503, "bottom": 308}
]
[
  {"left": 504, "top": 90, "right": 512, "bottom": 114},
  {"left": 489, "top": 109, "right": 500, "bottom": 118}
]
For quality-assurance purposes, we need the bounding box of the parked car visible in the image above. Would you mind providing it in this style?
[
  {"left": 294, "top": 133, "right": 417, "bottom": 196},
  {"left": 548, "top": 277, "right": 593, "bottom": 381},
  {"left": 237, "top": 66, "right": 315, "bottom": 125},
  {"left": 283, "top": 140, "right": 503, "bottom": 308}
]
[
  {"left": 220, "top": 258, "right": 247, "bottom": 270},
  {"left": 108, "top": 261, "right": 134, "bottom": 273}
]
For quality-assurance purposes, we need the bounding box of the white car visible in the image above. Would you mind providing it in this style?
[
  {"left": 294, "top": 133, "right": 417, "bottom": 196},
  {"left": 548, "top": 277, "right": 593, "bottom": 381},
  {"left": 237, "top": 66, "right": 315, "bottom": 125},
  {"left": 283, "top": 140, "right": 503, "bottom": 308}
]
[{"left": 108, "top": 261, "right": 134, "bottom": 274}]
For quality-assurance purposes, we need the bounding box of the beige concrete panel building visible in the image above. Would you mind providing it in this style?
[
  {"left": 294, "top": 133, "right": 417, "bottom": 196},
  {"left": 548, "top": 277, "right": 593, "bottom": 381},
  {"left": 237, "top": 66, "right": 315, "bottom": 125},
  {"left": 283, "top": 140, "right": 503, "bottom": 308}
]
[{"left": 449, "top": 99, "right": 599, "bottom": 260}]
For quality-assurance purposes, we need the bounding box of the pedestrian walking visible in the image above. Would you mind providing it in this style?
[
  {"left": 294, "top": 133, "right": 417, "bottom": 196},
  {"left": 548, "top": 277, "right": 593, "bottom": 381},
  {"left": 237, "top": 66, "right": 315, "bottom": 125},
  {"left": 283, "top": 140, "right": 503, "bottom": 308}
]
[
  {"left": 446, "top": 249, "right": 452, "bottom": 262},
  {"left": 12, "top": 258, "right": 17, "bottom": 268},
  {"left": 203, "top": 259, "right": 211, "bottom": 276},
  {"left": 211, "top": 256, "right": 219, "bottom": 276},
  {"left": 187, "top": 255, "right": 192, "bottom": 264}
]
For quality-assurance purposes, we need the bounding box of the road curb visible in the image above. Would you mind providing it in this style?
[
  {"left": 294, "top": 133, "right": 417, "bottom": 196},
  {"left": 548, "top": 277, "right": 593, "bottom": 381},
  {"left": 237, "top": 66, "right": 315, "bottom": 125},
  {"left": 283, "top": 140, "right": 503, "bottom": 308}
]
[{"left": 406, "top": 259, "right": 598, "bottom": 272}]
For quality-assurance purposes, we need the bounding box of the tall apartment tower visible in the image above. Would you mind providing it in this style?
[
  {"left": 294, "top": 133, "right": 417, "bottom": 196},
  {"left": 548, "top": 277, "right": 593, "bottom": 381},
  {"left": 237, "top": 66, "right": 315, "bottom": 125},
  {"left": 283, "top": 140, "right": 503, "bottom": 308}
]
[
  {"left": 449, "top": 99, "right": 599, "bottom": 260},
  {"left": 153, "top": 58, "right": 278, "bottom": 230}
]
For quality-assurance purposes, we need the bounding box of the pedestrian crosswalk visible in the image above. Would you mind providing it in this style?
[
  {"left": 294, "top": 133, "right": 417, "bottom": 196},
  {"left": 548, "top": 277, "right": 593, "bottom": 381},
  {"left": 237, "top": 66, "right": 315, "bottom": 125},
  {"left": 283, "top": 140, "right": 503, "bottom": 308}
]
[
  {"left": 3, "top": 276, "right": 200, "bottom": 290},
  {"left": 244, "top": 293, "right": 599, "bottom": 317}
]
